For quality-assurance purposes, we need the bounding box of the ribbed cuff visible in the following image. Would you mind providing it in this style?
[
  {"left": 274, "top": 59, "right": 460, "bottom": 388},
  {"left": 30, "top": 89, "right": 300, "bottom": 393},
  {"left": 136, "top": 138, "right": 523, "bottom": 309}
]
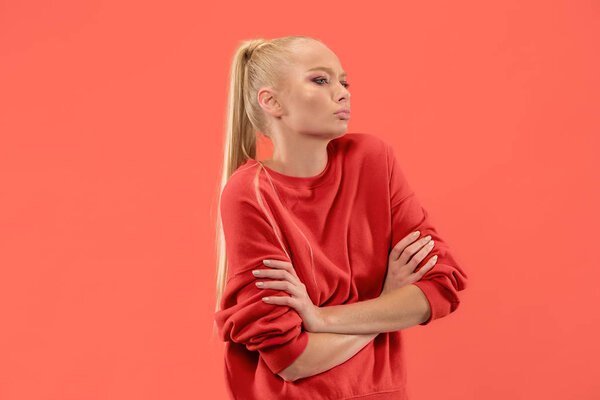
[
  {"left": 412, "top": 279, "right": 456, "bottom": 325},
  {"left": 259, "top": 329, "right": 309, "bottom": 374}
]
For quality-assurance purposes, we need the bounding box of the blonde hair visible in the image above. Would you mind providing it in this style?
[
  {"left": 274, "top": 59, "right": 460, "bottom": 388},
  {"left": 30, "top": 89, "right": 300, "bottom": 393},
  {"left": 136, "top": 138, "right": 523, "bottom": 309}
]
[{"left": 211, "top": 35, "right": 323, "bottom": 341}]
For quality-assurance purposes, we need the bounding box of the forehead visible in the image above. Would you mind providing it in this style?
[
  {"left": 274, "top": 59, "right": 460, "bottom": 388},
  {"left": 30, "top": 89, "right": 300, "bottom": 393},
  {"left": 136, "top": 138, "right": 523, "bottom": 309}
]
[{"left": 290, "top": 42, "right": 346, "bottom": 76}]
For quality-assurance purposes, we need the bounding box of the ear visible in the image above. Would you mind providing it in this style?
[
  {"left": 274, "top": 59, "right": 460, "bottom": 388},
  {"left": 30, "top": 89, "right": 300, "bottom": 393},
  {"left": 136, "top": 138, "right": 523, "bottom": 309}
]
[{"left": 258, "top": 87, "right": 285, "bottom": 118}]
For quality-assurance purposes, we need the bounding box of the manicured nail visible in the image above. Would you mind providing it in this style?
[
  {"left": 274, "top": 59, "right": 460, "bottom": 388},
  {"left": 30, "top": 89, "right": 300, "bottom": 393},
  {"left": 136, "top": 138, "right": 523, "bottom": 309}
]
[
  {"left": 263, "top": 260, "right": 271, "bottom": 266},
  {"left": 252, "top": 270, "right": 261, "bottom": 275}
]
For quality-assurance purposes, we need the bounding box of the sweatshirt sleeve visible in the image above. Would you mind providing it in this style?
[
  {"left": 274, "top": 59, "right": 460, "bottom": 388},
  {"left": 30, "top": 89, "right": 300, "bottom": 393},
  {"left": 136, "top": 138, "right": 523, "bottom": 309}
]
[
  {"left": 385, "top": 142, "right": 468, "bottom": 325},
  {"left": 214, "top": 181, "right": 308, "bottom": 375}
]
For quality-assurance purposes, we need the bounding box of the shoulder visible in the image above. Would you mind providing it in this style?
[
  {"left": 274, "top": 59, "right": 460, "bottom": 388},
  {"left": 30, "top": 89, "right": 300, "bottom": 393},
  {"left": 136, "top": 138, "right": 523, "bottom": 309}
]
[{"left": 220, "top": 162, "right": 262, "bottom": 214}]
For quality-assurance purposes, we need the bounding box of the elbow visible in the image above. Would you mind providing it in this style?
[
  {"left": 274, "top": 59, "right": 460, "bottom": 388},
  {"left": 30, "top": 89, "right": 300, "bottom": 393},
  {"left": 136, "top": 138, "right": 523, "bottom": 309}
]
[
  {"left": 277, "top": 358, "right": 306, "bottom": 382},
  {"left": 272, "top": 331, "right": 311, "bottom": 381},
  {"left": 278, "top": 373, "right": 296, "bottom": 382},
  {"left": 421, "top": 298, "right": 432, "bottom": 325},
  {"left": 277, "top": 366, "right": 299, "bottom": 382}
]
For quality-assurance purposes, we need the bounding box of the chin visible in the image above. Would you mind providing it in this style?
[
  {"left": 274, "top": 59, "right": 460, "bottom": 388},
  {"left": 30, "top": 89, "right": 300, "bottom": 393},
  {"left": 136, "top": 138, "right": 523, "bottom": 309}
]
[{"left": 331, "top": 128, "right": 348, "bottom": 139}]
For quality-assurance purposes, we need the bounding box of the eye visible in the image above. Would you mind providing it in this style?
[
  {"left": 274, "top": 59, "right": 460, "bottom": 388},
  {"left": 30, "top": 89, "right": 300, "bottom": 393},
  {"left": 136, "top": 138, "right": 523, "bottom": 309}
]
[{"left": 313, "top": 77, "right": 350, "bottom": 89}]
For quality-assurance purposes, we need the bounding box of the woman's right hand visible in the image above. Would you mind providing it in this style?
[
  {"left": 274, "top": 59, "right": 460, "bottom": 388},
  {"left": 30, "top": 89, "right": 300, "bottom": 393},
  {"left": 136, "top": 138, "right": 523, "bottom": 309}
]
[{"left": 380, "top": 231, "right": 438, "bottom": 297}]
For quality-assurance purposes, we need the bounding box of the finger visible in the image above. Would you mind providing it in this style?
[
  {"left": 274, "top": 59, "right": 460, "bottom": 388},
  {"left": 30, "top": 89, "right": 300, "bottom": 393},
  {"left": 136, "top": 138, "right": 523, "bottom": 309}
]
[
  {"left": 263, "top": 259, "right": 301, "bottom": 282},
  {"left": 255, "top": 280, "right": 300, "bottom": 296},
  {"left": 262, "top": 295, "right": 295, "bottom": 307},
  {"left": 415, "top": 255, "right": 438, "bottom": 279},
  {"left": 252, "top": 268, "right": 297, "bottom": 284},
  {"left": 398, "top": 235, "right": 433, "bottom": 265},
  {"left": 407, "top": 239, "right": 435, "bottom": 270},
  {"left": 390, "top": 230, "right": 421, "bottom": 261}
]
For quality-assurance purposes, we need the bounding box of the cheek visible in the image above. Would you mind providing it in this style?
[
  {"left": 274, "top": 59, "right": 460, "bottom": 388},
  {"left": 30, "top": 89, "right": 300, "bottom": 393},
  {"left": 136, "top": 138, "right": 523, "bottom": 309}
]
[
  {"left": 302, "top": 90, "right": 329, "bottom": 110},
  {"left": 289, "top": 85, "right": 329, "bottom": 115}
]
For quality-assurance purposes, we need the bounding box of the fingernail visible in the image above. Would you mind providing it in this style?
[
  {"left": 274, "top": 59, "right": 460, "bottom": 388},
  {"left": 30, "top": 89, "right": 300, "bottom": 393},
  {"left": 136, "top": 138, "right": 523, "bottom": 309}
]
[
  {"left": 252, "top": 270, "right": 261, "bottom": 275},
  {"left": 263, "top": 260, "right": 271, "bottom": 266},
  {"left": 413, "top": 231, "right": 420, "bottom": 236},
  {"left": 256, "top": 281, "right": 263, "bottom": 287}
]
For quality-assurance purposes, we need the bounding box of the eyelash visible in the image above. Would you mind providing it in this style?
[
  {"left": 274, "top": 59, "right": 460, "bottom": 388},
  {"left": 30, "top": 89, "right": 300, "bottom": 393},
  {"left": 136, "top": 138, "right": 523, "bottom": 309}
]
[{"left": 313, "top": 77, "right": 350, "bottom": 89}]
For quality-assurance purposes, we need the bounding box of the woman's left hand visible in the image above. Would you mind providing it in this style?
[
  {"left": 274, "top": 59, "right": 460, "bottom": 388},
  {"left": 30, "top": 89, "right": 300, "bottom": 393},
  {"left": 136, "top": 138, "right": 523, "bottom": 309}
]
[{"left": 252, "top": 259, "right": 325, "bottom": 332}]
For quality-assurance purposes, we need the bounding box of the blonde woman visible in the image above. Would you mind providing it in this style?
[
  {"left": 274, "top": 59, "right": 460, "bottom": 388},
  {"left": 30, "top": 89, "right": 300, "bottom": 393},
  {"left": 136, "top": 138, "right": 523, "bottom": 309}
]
[{"left": 213, "top": 35, "right": 468, "bottom": 399}]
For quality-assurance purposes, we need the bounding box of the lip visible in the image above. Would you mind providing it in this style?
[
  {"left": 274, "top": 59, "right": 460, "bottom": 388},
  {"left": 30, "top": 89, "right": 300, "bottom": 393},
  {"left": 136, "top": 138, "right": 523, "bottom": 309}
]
[
  {"left": 335, "top": 111, "right": 351, "bottom": 120},
  {"left": 334, "top": 107, "right": 351, "bottom": 115}
]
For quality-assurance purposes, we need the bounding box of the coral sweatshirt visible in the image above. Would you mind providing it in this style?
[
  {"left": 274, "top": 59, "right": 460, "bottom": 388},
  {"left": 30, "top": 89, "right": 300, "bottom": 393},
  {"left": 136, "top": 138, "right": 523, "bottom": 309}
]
[{"left": 214, "top": 132, "right": 468, "bottom": 400}]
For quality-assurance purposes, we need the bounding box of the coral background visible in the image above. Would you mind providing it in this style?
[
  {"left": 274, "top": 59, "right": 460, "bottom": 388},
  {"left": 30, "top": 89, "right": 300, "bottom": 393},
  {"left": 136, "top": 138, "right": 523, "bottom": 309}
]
[{"left": 1, "top": 1, "right": 598, "bottom": 399}]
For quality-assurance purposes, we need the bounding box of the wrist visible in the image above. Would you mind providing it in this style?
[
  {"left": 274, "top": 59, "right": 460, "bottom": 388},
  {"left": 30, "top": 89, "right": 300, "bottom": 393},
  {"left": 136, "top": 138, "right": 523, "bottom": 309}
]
[{"left": 314, "top": 306, "right": 327, "bottom": 333}]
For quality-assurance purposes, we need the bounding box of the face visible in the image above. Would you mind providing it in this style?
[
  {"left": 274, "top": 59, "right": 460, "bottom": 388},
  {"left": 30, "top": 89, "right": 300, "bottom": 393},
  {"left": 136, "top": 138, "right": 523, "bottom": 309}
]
[{"left": 265, "top": 41, "right": 351, "bottom": 138}]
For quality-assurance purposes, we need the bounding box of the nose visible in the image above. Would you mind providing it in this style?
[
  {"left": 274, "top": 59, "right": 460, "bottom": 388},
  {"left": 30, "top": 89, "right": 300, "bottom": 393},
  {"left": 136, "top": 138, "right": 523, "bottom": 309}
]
[
  {"left": 336, "top": 83, "right": 350, "bottom": 101},
  {"left": 338, "top": 93, "right": 350, "bottom": 104}
]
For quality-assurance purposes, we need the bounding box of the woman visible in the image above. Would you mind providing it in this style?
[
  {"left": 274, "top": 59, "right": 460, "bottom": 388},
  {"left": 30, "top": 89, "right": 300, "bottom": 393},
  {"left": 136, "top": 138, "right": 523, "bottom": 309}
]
[{"left": 213, "top": 35, "right": 468, "bottom": 399}]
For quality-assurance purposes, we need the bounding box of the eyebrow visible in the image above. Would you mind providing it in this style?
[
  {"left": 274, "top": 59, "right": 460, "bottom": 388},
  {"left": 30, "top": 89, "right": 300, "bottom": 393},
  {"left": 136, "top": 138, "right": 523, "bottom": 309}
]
[{"left": 306, "top": 66, "right": 347, "bottom": 77}]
